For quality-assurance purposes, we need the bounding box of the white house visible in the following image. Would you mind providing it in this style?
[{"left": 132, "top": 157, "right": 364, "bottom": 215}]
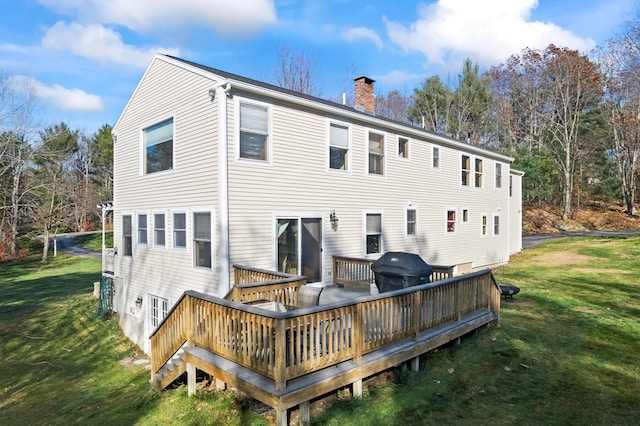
[{"left": 109, "top": 54, "right": 523, "bottom": 352}]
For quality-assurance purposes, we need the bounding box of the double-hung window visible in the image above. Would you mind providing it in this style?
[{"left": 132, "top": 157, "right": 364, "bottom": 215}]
[
  {"left": 138, "top": 214, "right": 147, "bottom": 244},
  {"left": 447, "top": 210, "right": 456, "bottom": 233},
  {"left": 461, "top": 155, "right": 470, "bottom": 186},
  {"left": 154, "top": 213, "right": 165, "bottom": 247},
  {"left": 433, "top": 146, "right": 440, "bottom": 169},
  {"left": 366, "top": 213, "right": 382, "bottom": 254},
  {"left": 329, "top": 122, "right": 349, "bottom": 170},
  {"left": 123, "top": 215, "right": 132, "bottom": 256},
  {"left": 475, "top": 158, "right": 483, "bottom": 188},
  {"left": 239, "top": 101, "right": 269, "bottom": 161},
  {"left": 144, "top": 118, "right": 173, "bottom": 174},
  {"left": 481, "top": 215, "right": 488, "bottom": 236},
  {"left": 194, "top": 212, "right": 212, "bottom": 268},
  {"left": 368, "top": 132, "right": 384, "bottom": 175},
  {"left": 494, "top": 215, "right": 500, "bottom": 235},
  {"left": 407, "top": 209, "right": 416, "bottom": 235},
  {"left": 173, "top": 213, "right": 186, "bottom": 248},
  {"left": 495, "top": 163, "right": 502, "bottom": 188},
  {"left": 399, "top": 137, "right": 409, "bottom": 159}
]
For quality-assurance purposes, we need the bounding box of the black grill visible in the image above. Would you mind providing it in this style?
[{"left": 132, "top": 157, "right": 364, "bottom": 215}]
[{"left": 371, "top": 252, "right": 433, "bottom": 293}]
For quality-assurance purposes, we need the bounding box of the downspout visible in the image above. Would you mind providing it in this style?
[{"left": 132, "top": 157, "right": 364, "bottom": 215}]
[{"left": 210, "top": 80, "right": 232, "bottom": 293}]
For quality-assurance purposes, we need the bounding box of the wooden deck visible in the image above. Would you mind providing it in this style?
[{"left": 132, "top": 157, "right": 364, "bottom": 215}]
[{"left": 149, "top": 258, "right": 500, "bottom": 425}]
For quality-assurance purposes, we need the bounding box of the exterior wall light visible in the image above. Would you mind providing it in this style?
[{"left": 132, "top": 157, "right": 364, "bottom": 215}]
[
  {"left": 135, "top": 296, "right": 143, "bottom": 308},
  {"left": 330, "top": 211, "right": 339, "bottom": 231}
]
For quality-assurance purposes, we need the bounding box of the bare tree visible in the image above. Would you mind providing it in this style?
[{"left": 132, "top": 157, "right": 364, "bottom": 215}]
[
  {"left": 272, "top": 43, "right": 322, "bottom": 96},
  {"left": 375, "top": 89, "right": 413, "bottom": 124}
]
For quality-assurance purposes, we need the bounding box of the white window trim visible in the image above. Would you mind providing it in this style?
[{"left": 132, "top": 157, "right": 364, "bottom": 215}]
[
  {"left": 493, "top": 213, "right": 501, "bottom": 236},
  {"left": 461, "top": 153, "right": 471, "bottom": 187},
  {"left": 172, "top": 210, "right": 188, "bottom": 250},
  {"left": 363, "top": 210, "right": 384, "bottom": 257},
  {"left": 327, "top": 118, "right": 352, "bottom": 173},
  {"left": 235, "top": 96, "right": 273, "bottom": 164},
  {"left": 432, "top": 144, "right": 441, "bottom": 170},
  {"left": 136, "top": 211, "right": 149, "bottom": 247},
  {"left": 152, "top": 210, "right": 168, "bottom": 249},
  {"left": 144, "top": 292, "right": 172, "bottom": 352},
  {"left": 462, "top": 208, "right": 469, "bottom": 223},
  {"left": 139, "top": 114, "right": 175, "bottom": 177},
  {"left": 474, "top": 157, "right": 484, "bottom": 189},
  {"left": 405, "top": 206, "right": 417, "bottom": 237},
  {"left": 366, "top": 129, "right": 386, "bottom": 177},
  {"left": 398, "top": 136, "right": 411, "bottom": 160},
  {"left": 192, "top": 207, "right": 215, "bottom": 273},
  {"left": 446, "top": 208, "right": 457, "bottom": 235},
  {"left": 121, "top": 211, "right": 134, "bottom": 258},
  {"left": 272, "top": 212, "right": 325, "bottom": 277}
]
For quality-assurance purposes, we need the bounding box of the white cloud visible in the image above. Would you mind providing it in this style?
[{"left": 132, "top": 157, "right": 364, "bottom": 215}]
[
  {"left": 10, "top": 75, "right": 104, "bottom": 112},
  {"left": 385, "top": 0, "right": 596, "bottom": 70},
  {"left": 343, "top": 27, "right": 383, "bottom": 49},
  {"left": 376, "top": 70, "right": 423, "bottom": 88},
  {"left": 38, "top": 0, "right": 277, "bottom": 37},
  {"left": 42, "top": 21, "right": 179, "bottom": 67}
]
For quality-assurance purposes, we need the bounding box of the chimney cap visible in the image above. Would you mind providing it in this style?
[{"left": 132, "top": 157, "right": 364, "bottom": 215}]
[{"left": 354, "top": 76, "right": 375, "bottom": 84}]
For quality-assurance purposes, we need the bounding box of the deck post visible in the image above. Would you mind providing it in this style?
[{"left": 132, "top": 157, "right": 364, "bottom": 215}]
[
  {"left": 352, "top": 379, "right": 363, "bottom": 398},
  {"left": 354, "top": 303, "right": 364, "bottom": 363},
  {"left": 187, "top": 362, "right": 196, "bottom": 396},
  {"left": 275, "top": 409, "right": 288, "bottom": 426},
  {"left": 299, "top": 401, "right": 310, "bottom": 425},
  {"left": 412, "top": 289, "right": 422, "bottom": 339},
  {"left": 275, "top": 318, "right": 287, "bottom": 391},
  {"left": 411, "top": 356, "right": 419, "bottom": 371}
]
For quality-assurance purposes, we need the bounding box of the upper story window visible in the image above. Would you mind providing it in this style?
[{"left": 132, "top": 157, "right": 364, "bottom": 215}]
[
  {"left": 368, "top": 132, "right": 384, "bottom": 175},
  {"left": 173, "top": 213, "right": 186, "bottom": 249},
  {"left": 366, "top": 213, "right": 382, "bottom": 254},
  {"left": 194, "top": 212, "right": 212, "bottom": 268},
  {"left": 432, "top": 146, "right": 440, "bottom": 169},
  {"left": 239, "top": 101, "right": 269, "bottom": 161},
  {"left": 494, "top": 215, "right": 500, "bottom": 235},
  {"left": 329, "top": 122, "right": 350, "bottom": 171},
  {"left": 123, "top": 215, "right": 132, "bottom": 256},
  {"left": 138, "top": 213, "right": 147, "bottom": 244},
  {"left": 154, "top": 213, "right": 166, "bottom": 247},
  {"left": 447, "top": 210, "right": 456, "bottom": 233},
  {"left": 475, "top": 158, "right": 483, "bottom": 188},
  {"left": 461, "top": 155, "right": 470, "bottom": 186},
  {"left": 462, "top": 209, "right": 469, "bottom": 222},
  {"left": 144, "top": 118, "right": 173, "bottom": 174},
  {"left": 398, "top": 137, "right": 409, "bottom": 159},
  {"left": 407, "top": 208, "right": 416, "bottom": 235},
  {"left": 495, "top": 163, "right": 502, "bottom": 188}
]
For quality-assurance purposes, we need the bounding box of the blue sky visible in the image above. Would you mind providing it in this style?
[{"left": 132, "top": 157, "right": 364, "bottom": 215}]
[{"left": 0, "top": 0, "right": 636, "bottom": 134}]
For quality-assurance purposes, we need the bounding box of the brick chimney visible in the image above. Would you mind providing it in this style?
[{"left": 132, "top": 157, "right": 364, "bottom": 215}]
[{"left": 354, "top": 76, "right": 375, "bottom": 113}]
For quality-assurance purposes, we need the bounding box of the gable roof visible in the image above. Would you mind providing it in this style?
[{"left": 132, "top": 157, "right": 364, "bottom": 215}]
[{"left": 114, "top": 54, "right": 513, "bottom": 163}]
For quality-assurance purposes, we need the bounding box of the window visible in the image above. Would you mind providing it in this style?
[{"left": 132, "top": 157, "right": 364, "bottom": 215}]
[
  {"left": 144, "top": 118, "right": 173, "bottom": 174},
  {"left": 407, "top": 208, "right": 416, "bottom": 235},
  {"left": 239, "top": 101, "right": 269, "bottom": 161},
  {"left": 494, "top": 215, "right": 500, "bottom": 235},
  {"left": 138, "top": 214, "right": 147, "bottom": 244},
  {"left": 329, "top": 122, "right": 349, "bottom": 170},
  {"left": 123, "top": 215, "right": 132, "bottom": 256},
  {"left": 462, "top": 209, "right": 469, "bottom": 222},
  {"left": 475, "top": 158, "right": 483, "bottom": 188},
  {"left": 368, "top": 132, "right": 384, "bottom": 175},
  {"left": 173, "top": 213, "right": 186, "bottom": 248},
  {"left": 461, "top": 155, "right": 470, "bottom": 186},
  {"left": 154, "top": 213, "right": 165, "bottom": 246},
  {"left": 194, "top": 212, "right": 211, "bottom": 268},
  {"left": 482, "top": 215, "right": 488, "bottom": 236},
  {"left": 495, "top": 163, "right": 502, "bottom": 188},
  {"left": 399, "top": 137, "right": 409, "bottom": 159},
  {"left": 433, "top": 146, "right": 440, "bottom": 169},
  {"left": 510, "top": 175, "right": 513, "bottom": 197},
  {"left": 447, "top": 210, "right": 456, "bottom": 233},
  {"left": 366, "top": 213, "right": 382, "bottom": 254},
  {"left": 150, "top": 295, "right": 169, "bottom": 328}
]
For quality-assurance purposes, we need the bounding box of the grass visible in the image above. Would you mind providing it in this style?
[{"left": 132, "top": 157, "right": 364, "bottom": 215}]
[
  {"left": 73, "top": 231, "right": 113, "bottom": 251},
  {"left": 1, "top": 235, "right": 638, "bottom": 425}
]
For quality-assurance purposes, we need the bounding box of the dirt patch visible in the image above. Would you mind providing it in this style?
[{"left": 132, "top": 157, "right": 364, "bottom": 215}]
[
  {"left": 531, "top": 251, "right": 593, "bottom": 267},
  {"left": 574, "top": 268, "right": 631, "bottom": 275}
]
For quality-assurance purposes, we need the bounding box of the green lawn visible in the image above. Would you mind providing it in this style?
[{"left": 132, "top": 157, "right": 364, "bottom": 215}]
[{"left": 1, "top": 235, "right": 638, "bottom": 425}]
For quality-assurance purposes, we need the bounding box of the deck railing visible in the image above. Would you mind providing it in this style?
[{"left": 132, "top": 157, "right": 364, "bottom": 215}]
[
  {"left": 227, "top": 265, "right": 307, "bottom": 305},
  {"left": 333, "top": 255, "right": 454, "bottom": 289},
  {"left": 150, "top": 269, "right": 500, "bottom": 391}
]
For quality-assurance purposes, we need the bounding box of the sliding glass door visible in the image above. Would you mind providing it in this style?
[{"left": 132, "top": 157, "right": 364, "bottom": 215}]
[{"left": 277, "top": 217, "right": 322, "bottom": 283}]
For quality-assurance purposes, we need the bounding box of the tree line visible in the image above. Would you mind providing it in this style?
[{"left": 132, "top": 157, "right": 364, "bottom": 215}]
[{"left": 0, "top": 74, "right": 113, "bottom": 261}]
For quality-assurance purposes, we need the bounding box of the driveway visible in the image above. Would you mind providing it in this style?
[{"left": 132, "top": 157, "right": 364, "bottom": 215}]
[
  {"left": 45, "top": 232, "right": 102, "bottom": 258},
  {"left": 522, "top": 230, "right": 640, "bottom": 249}
]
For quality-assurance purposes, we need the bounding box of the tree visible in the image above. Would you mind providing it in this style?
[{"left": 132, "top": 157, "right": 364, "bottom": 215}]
[
  {"left": 410, "top": 75, "right": 454, "bottom": 134},
  {"left": 272, "top": 43, "right": 321, "bottom": 96},
  {"left": 375, "top": 89, "right": 413, "bottom": 124},
  {"left": 451, "top": 59, "right": 494, "bottom": 146}
]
